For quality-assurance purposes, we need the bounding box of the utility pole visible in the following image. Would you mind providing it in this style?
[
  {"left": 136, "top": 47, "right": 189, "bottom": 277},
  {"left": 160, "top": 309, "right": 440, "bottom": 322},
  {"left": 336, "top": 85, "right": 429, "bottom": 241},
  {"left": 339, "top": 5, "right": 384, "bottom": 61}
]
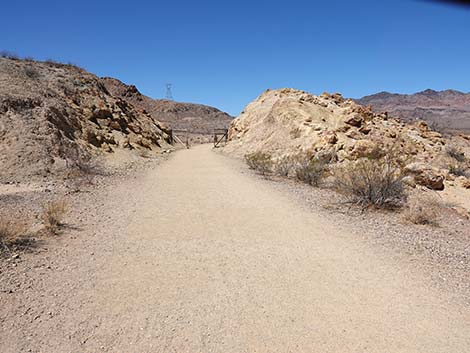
[{"left": 165, "top": 83, "right": 174, "bottom": 100}]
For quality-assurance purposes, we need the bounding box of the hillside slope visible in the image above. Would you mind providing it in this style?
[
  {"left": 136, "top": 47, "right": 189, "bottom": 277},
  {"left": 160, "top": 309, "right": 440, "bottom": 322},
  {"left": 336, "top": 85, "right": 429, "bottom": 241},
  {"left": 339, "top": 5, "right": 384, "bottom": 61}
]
[
  {"left": 0, "top": 58, "right": 172, "bottom": 182},
  {"left": 356, "top": 89, "right": 470, "bottom": 133},
  {"left": 226, "top": 88, "right": 470, "bottom": 190},
  {"left": 101, "top": 78, "right": 232, "bottom": 141}
]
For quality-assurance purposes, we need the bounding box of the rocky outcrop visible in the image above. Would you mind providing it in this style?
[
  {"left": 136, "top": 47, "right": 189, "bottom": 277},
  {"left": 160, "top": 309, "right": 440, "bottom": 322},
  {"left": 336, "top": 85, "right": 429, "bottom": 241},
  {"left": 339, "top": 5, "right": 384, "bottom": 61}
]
[
  {"left": 0, "top": 57, "right": 172, "bottom": 182},
  {"left": 403, "top": 163, "right": 445, "bottom": 191},
  {"left": 226, "top": 88, "right": 470, "bottom": 190}
]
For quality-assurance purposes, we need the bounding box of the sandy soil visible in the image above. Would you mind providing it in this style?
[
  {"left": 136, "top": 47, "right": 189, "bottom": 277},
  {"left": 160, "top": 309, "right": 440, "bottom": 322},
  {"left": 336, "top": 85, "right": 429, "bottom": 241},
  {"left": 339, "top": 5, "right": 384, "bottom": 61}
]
[{"left": 1, "top": 145, "right": 469, "bottom": 352}]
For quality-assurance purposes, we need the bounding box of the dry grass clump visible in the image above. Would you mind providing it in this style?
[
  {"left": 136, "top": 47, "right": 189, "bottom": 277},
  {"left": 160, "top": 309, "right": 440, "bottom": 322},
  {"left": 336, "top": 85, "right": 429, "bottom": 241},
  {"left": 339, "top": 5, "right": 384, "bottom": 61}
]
[
  {"left": 402, "top": 192, "right": 445, "bottom": 226},
  {"left": 0, "top": 220, "right": 27, "bottom": 252},
  {"left": 333, "top": 157, "right": 406, "bottom": 209},
  {"left": 42, "top": 200, "right": 69, "bottom": 234},
  {"left": 245, "top": 152, "right": 273, "bottom": 176}
]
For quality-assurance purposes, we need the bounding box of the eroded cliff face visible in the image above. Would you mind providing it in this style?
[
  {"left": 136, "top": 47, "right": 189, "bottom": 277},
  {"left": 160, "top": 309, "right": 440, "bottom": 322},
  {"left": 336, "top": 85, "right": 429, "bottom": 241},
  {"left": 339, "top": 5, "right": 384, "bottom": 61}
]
[{"left": 0, "top": 58, "right": 172, "bottom": 181}]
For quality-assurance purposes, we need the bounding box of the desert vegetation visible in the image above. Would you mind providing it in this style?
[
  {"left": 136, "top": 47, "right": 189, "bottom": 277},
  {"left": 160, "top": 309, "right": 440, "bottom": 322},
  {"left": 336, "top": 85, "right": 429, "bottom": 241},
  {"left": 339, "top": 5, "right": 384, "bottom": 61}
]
[
  {"left": 241, "top": 143, "right": 468, "bottom": 221},
  {"left": 245, "top": 151, "right": 329, "bottom": 186},
  {"left": 42, "top": 200, "right": 69, "bottom": 235},
  {"left": 292, "top": 155, "right": 328, "bottom": 187},
  {"left": 446, "top": 145, "right": 469, "bottom": 178},
  {"left": 24, "top": 65, "right": 40, "bottom": 79},
  {"left": 244, "top": 148, "right": 408, "bottom": 210},
  {"left": 446, "top": 145, "right": 466, "bottom": 163},
  {"left": 332, "top": 157, "right": 406, "bottom": 210},
  {"left": 0, "top": 219, "right": 27, "bottom": 252},
  {"left": 274, "top": 155, "right": 294, "bottom": 177},
  {"left": 402, "top": 192, "right": 447, "bottom": 226},
  {"left": 245, "top": 152, "right": 273, "bottom": 176}
]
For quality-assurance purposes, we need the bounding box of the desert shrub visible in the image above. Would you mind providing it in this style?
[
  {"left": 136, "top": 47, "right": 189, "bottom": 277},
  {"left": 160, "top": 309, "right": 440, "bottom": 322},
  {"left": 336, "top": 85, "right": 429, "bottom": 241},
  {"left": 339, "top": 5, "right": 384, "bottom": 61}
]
[
  {"left": 245, "top": 152, "right": 273, "bottom": 176},
  {"left": 448, "top": 163, "right": 469, "bottom": 177},
  {"left": 446, "top": 145, "right": 466, "bottom": 163},
  {"left": 42, "top": 200, "right": 68, "bottom": 234},
  {"left": 402, "top": 193, "right": 444, "bottom": 226},
  {"left": 333, "top": 157, "right": 406, "bottom": 209},
  {"left": 65, "top": 151, "right": 106, "bottom": 192},
  {"left": 274, "top": 155, "right": 295, "bottom": 177},
  {"left": 293, "top": 156, "right": 327, "bottom": 187},
  {"left": 0, "top": 220, "right": 27, "bottom": 252},
  {"left": 24, "top": 66, "right": 40, "bottom": 79}
]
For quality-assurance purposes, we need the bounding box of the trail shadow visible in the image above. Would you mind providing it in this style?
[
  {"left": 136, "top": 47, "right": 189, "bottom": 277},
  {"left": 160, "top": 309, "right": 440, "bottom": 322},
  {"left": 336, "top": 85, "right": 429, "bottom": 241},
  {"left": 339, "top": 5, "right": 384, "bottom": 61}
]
[
  {"left": 0, "top": 236, "right": 45, "bottom": 257},
  {"left": 61, "top": 223, "right": 82, "bottom": 232}
]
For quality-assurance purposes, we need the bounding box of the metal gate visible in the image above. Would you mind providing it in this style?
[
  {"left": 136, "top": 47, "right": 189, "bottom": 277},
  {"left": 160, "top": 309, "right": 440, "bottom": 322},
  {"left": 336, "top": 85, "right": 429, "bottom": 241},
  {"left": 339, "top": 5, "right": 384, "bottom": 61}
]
[{"left": 213, "top": 129, "right": 228, "bottom": 148}]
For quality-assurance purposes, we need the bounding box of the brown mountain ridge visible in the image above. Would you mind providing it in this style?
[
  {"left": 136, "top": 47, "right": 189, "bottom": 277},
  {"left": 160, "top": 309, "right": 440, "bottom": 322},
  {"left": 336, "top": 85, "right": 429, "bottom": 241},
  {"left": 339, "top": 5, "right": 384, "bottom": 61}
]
[
  {"left": 356, "top": 89, "right": 470, "bottom": 134},
  {"left": 101, "top": 78, "right": 233, "bottom": 142}
]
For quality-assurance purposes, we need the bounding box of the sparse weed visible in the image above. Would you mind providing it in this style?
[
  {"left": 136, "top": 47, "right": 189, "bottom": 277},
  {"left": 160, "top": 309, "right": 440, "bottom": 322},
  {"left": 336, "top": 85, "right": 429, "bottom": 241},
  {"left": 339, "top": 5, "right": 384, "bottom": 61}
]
[
  {"left": 402, "top": 193, "right": 444, "bottom": 226},
  {"left": 42, "top": 200, "right": 68, "bottom": 234},
  {"left": 0, "top": 220, "right": 27, "bottom": 252},
  {"left": 65, "top": 151, "right": 104, "bottom": 190}
]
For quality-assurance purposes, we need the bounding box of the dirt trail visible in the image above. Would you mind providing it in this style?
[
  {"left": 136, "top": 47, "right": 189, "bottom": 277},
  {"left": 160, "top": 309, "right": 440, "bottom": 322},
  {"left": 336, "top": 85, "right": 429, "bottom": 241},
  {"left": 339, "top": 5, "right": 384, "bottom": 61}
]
[{"left": 2, "top": 145, "right": 470, "bottom": 352}]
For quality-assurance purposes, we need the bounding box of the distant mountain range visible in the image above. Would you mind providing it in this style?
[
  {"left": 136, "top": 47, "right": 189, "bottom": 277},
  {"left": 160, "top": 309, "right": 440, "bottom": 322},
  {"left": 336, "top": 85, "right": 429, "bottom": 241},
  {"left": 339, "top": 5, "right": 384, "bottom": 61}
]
[{"left": 356, "top": 89, "right": 470, "bottom": 134}]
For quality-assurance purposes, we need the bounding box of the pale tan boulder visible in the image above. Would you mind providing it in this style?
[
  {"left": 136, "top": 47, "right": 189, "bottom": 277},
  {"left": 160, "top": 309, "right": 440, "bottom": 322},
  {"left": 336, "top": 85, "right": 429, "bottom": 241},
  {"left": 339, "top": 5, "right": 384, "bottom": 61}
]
[{"left": 404, "top": 162, "right": 445, "bottom": 190}]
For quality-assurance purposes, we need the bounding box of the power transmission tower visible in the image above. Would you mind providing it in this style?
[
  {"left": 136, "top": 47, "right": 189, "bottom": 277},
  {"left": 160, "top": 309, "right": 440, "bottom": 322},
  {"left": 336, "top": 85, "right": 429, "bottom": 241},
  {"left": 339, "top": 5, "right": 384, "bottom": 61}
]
[{"left": 165, "top": 83, "right": 174, "bottom": 100}]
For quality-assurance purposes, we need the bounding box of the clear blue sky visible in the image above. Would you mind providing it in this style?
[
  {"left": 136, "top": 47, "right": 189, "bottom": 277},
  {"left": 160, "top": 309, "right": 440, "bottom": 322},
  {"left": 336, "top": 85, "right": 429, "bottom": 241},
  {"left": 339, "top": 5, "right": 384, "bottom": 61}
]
[{"left": 2, "top": 0, "right": 469, "bottom": 115}]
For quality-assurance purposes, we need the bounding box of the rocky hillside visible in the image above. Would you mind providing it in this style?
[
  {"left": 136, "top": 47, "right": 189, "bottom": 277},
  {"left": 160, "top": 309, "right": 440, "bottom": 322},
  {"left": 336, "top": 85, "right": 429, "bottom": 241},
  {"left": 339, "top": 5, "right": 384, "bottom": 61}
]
[
  {"left": 0, "top": 57, "right": 172, "bottom": 182},
  {"left": 101, "top": 78, "right": 232, "bottom": 142},
  {"left": 356, "top": 89, "right": 470, "bottom": 134},
  {"left": 226, "top": 88, "right": 470, "bottom": 190}
]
